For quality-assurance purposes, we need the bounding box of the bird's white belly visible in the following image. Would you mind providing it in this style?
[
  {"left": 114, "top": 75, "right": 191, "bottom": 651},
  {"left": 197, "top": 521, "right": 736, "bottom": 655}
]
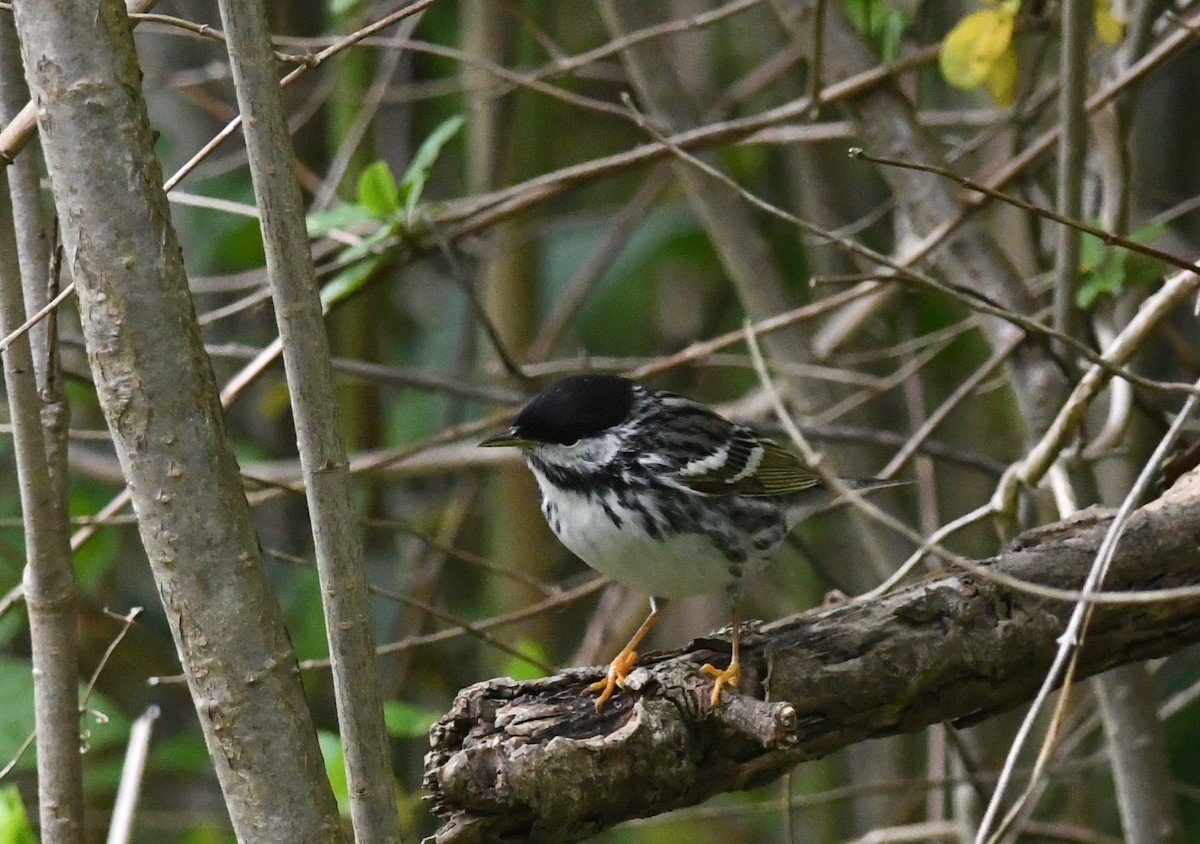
[{"left": 536, "top": 483, "right": 744, "bottom": 599}]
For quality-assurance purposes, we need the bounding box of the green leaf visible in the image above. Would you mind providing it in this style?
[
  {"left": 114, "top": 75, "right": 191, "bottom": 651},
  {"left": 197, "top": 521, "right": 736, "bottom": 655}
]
[
  {"left": 399, "top": 115, "right": 465, "bottom": 220},
  {"left": 1125, "top": 250, "right": 1168, "bottom": 288},
  {"left": 306, "top": 202, "right": 376, "bottom": 237},
  {"left": 1079, "top": 230, "right": 1107, "bottom": 273},
  {"left": 879, "top": 8, "right": 912, "bottom": 63},
  {"left": 1076, "top": 222, "right": 1167, "bottom": 309},
  {"left": 317, "top": 731, "right": 350, "bottom": 818},
  {"left": 357, "top": 161, "right": 401, "bottom": 217},
  {"left": 1129, "top": 220, "right": 1167, "bottom": 246},
  {"left": 382, "top": 701, "right": 440, "bottom": 739},
  {"left": 1077, "top": 255, "right": 1125, "bottom": 309},
  {"left": 0, "top": 786, "right": 36, "bottom": 844},
  {"left": 333, "top": 223, "right": 395, "bottom": 266},
  {"left": 313, "top": 214, "right": 398, "bottom": 309},
  {"left": 320, "top": 252, "right": 387, "bottom": 309}
]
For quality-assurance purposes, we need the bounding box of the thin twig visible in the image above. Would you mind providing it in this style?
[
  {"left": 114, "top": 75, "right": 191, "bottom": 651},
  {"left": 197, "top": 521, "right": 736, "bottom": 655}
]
[
  {"left": 105, "top": 706, "right": 160, "bottom": 844},
  {"left": 0, "top": 730, "right": 36, "bottom": 781},
  {"left": 264, "top": 547, "right": 557, "bottom": 674},
  {"left": 150, "top": 576, "right": 609, "bottom": 683},
  {"left": 993, "top": 268, "right": 1200, "bottom": 519},
  {"left": 81, "top": 608, "right": 143, "bottom": 708},
  {"left": 975, "top": 380, "right": 1200, "bottom": 844},
  {"left": 621, "top": 91, "right": 1199, "bottom": 399},
  {"left": 851, "top": 148, "right": 1199, "bottom": 278}
]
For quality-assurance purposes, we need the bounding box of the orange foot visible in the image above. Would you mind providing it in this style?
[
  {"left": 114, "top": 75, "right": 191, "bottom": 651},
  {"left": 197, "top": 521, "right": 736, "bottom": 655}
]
[
  {"left": 588, "top": 648, "right": 639, "bottom": 710},
  {"left": 700, "top": 657, "right": 740, "bottom": 707}
]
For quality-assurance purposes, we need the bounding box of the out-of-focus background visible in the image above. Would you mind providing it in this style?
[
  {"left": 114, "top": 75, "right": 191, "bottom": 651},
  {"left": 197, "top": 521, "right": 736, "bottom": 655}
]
[{"left": 4, "top": 0, "right": 1200, "bottom": 840}]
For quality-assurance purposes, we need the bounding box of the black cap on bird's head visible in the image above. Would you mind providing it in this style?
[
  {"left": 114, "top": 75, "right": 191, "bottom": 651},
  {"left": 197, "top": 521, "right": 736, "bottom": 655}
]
[{"left": 479, "top": 374, "right": 637, "bottom": 448}]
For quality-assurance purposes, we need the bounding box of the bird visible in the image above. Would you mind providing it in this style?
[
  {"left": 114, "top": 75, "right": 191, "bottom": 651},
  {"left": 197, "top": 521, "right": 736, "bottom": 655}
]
[{"left": 479, "top": 373, "right": 900, "bottom": 710}]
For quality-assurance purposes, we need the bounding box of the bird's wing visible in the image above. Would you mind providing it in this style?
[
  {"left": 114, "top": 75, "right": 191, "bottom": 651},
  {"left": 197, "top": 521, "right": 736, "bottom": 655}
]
[
  {"left": 674, "top": 432, "right": 822, "bottom": 497},
  {"left": 633, "top": 395, "right": 821, "bottom": 497}
]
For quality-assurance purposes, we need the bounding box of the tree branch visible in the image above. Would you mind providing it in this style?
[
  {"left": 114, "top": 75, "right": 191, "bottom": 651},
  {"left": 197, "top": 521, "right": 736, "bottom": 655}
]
[
  {"left": 0, "top": 152, "right": 83, "bottom": 844},
  {"left": 214, "top": 0, "right": 400, "bottom": 839},
  {"left": 9, "top": 0, "right": 343, "bottom": 839},
  {"left": 424, "top": 472, "right": 1200, "bottom": 843}
]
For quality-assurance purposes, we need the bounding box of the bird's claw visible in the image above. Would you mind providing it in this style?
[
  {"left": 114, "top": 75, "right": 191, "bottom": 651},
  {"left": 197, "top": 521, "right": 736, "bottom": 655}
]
[
  {"left": 588, "top": 648, "right": 639, "bottom": 710},
  {"left": 700, "top": 659, "right": 740, "bottom": 707}
]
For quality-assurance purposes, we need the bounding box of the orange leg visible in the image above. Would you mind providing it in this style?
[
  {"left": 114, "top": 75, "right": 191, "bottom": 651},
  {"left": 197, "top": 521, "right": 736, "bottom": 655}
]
[
  {"left": 700, "top": 604, "right": 741, "bottom": 707},
  {"left": 589, "top": 598, "right": 662, "bottom": 710}
]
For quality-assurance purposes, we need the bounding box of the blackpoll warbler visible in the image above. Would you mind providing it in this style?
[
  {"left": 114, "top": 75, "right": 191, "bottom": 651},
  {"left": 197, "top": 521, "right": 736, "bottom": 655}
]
[{"left": 481, "top": 374, "right": 899, "bottom": 710}]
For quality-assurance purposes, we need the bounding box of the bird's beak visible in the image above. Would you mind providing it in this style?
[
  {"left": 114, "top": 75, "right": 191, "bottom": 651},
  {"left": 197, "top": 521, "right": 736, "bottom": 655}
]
[{"left": 479, "top": 427, "right": 532, "bottom": 448}]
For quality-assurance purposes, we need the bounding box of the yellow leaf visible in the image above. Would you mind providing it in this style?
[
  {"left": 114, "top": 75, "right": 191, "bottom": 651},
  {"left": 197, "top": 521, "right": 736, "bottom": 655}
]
[
  {"left": 984, "top": 46, "right": 1018, "bottom": 106},
  {"left": 940, "top": 7, "right": 1016, "bottom": 89},
  {"left": 1094, "top": 0, "right": 1124, "bottom": 44}
]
